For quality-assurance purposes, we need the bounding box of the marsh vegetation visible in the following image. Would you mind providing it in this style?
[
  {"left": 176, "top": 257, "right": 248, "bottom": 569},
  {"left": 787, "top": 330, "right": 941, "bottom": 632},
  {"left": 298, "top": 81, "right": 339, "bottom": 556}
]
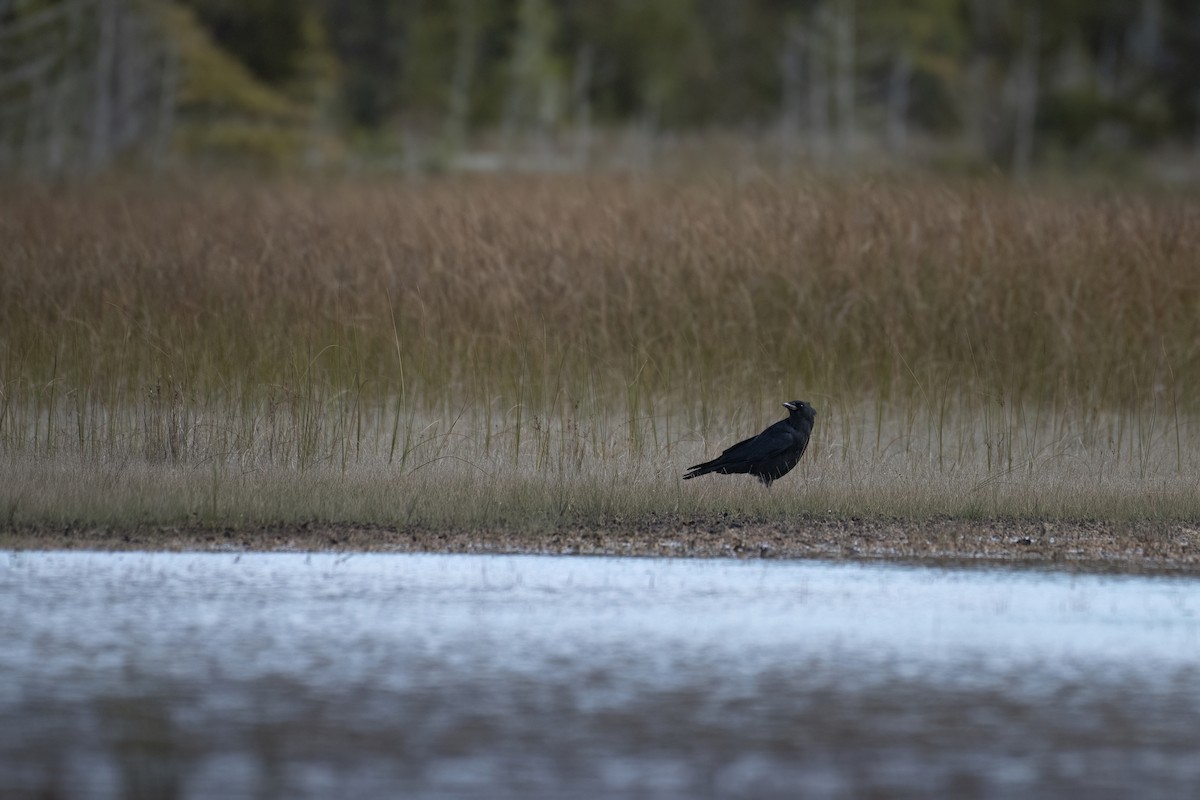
[{"left": 2, "top": 174, "right": 1198, "bottom": 530}]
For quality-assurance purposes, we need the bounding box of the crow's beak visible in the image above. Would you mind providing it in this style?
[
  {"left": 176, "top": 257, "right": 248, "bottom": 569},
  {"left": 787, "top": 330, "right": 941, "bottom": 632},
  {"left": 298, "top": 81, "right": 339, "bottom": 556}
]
[{"left": 782, "top": 401, "right": 797, "bottom": 411}]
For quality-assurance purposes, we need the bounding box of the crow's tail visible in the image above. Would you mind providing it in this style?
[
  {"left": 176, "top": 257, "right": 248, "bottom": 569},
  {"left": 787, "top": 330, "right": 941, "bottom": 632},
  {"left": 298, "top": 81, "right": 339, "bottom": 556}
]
[{"left": 682, "top": 461, "right": 717, "bottom": 480}]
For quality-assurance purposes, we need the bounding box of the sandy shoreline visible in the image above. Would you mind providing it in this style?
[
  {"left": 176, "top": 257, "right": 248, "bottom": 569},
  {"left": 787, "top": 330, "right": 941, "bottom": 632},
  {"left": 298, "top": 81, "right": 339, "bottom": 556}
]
[{"left": 4, "top": 516, "right": 1200, "bottom": 575}]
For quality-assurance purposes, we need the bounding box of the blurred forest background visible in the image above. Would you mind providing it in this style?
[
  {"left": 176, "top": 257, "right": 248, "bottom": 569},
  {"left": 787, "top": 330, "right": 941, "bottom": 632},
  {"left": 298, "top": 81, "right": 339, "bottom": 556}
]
[{"left": 3, "top": 0, "right": 1200, "bottom": 179}]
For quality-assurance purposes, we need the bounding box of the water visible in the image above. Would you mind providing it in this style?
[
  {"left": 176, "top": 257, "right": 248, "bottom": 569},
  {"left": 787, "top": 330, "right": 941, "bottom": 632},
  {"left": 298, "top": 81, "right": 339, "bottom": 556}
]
[{"left": 2, "top": 551, "right": 1198, "bottom": 799}]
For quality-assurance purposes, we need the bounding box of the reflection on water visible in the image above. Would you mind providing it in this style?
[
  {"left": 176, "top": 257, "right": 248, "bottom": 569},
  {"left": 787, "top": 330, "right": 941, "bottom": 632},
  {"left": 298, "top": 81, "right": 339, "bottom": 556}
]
[{"left": 2, "top": 551, "right": 1198, "bottom": 799}]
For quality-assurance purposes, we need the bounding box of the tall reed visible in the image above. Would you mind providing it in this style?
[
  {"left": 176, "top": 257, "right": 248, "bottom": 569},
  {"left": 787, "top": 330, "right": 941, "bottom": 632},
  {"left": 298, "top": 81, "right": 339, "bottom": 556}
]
[{"left": 1, "top": 173, "right": 1198, "bottom": 525}]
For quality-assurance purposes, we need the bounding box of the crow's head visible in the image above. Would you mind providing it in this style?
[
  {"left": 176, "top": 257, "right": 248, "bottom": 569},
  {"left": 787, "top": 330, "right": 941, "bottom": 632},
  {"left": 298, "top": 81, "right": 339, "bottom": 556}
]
[{"left": 783, "top": 400, "right": 816, "bottom": 420}]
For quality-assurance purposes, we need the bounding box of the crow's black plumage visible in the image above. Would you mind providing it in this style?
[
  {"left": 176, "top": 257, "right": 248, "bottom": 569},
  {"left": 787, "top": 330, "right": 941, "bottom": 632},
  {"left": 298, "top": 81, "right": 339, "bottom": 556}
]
[{"left": 683, "top": 400, "right": 816, "bottom": 487}]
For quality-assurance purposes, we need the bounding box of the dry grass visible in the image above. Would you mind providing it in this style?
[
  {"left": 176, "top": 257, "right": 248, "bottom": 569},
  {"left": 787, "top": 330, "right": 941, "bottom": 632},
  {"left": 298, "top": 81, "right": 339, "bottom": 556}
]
[{"left": 2, "top": 172, "right": 1199, "bottom": 528}]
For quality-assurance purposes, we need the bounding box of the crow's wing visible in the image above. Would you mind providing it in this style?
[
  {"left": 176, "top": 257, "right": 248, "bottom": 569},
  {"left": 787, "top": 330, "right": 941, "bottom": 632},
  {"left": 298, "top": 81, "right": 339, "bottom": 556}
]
[
  {"left": 713, "top": 421, "right": 799, "bottom": 464},
  {"left": 688, "top": 420, "right": 799, "bottom": 472}
]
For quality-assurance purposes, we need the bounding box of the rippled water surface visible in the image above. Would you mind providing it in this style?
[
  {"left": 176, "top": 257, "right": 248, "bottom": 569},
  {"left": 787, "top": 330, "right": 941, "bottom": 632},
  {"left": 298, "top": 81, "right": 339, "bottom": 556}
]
[{"left": 2, "top": 551, "right": 1199, "bottom": 799}]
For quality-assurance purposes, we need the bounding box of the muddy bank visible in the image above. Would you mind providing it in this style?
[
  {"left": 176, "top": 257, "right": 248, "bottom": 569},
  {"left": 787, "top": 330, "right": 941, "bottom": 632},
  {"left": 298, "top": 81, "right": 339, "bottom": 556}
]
[{"left": 4, "top": 516, "right": 1200, "bottom": 574}]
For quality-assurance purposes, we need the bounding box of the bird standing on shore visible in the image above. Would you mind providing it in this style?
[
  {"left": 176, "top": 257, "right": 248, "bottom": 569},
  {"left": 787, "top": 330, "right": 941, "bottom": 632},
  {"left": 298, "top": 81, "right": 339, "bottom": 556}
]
[{"left": 683, "top": 400, "right": 816, "bottom": 487}]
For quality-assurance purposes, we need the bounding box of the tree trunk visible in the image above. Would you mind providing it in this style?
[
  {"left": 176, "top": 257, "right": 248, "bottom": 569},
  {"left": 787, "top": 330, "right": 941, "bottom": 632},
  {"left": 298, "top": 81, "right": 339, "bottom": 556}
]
[
  {"left": 152, "top": 38, "right": 178, "bottom": 169},
  {"left": 445, "top": 0, "right": 479, "bottom": 154},
  {"left": 807, "top": 9, "right": 831, "bottom": 159},
  {"left": 1011, "top": 8, "right": 1039, "bottom": 178},
  {"left": 1132, "top": 0, "right": 1162, "bottom": 67},
  {"left": 886, "top": 50, "right": 911, "bottom": 155},
  {"left": 572, "top": 43, "right": 592, "bottom": 169},
  {"left": 88, "top": 0, "right": 119, "bottom": 171},
  {"left": 833, "top": 0, "right": 855, "bottom": 160},
  {"left": 964, "top": 0, "right": 992, "bottom": 162},
  {"left": 778, "top": 21, "right": 804, "bottom": 155}
]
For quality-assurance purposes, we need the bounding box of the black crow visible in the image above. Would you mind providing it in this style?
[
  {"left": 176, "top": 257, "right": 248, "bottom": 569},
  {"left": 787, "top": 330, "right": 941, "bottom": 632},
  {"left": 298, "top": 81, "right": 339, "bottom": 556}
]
[{"left": 683, "top": 400, "right": 816, "bottom": 487}]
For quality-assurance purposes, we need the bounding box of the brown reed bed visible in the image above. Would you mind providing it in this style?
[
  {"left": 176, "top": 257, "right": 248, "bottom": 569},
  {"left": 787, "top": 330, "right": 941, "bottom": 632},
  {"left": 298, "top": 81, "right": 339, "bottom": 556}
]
[{"left": 1, "top": 172, "right": 1199, "bottom": 533}]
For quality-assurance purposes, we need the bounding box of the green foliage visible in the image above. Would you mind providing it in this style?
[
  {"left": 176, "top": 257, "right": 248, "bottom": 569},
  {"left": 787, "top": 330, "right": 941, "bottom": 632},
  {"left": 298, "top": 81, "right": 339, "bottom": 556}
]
[
  {"left": 165, "top": 4, "right": 305, "bottom": 122},
  {"left": 122, "top": 1, "right": 1200, "bottom": 166},
  {"left": 174, "top": 120, "right": 312, "bottom": 166},
  {"left": 179, "top": 0, "right": 309, "bottom": 84},
  {"left": 161, "top": 3, "right": 336, "bottom": 166},
  {"left": 339, "top": 1, "right": 1200, "bottom": 163},
  {"left": 6, "top": 0, "right": 1200, "bottom": 169}
]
